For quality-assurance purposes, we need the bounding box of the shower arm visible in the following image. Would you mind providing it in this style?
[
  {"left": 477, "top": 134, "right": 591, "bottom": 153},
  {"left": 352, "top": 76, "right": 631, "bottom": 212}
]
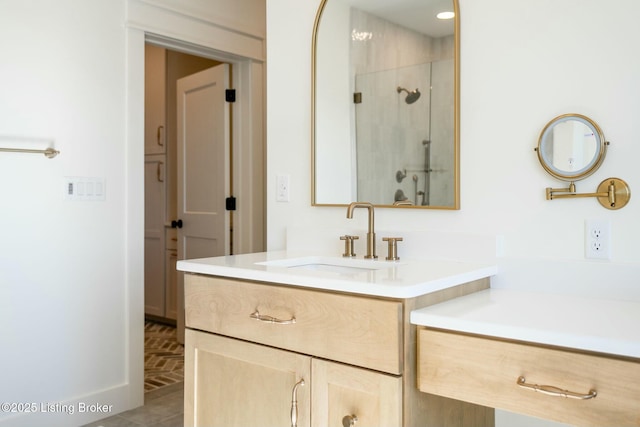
[{"left": 397, "top": 86, "right": 421, "bottom": 104}]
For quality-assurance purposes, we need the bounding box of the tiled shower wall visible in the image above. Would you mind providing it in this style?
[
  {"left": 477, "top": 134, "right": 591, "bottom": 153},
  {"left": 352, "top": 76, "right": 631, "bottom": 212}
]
[{"left": 351, "top": 9, "right": 455, "bottom": 206}]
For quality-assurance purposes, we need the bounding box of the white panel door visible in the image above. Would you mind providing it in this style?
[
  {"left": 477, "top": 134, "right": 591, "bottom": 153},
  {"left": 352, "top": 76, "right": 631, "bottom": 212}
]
[
  {"left": 177, "top": 63, "right": 230, "bottom": 260},
  {"left": 176, "top": 64, "right": 230, "bottom": 340}
]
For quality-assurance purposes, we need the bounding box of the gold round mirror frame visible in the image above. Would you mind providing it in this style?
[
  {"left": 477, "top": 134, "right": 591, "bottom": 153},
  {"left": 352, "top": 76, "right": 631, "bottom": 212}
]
[{"left": 536, "top": 113, "right": 607, "bottom": 182}]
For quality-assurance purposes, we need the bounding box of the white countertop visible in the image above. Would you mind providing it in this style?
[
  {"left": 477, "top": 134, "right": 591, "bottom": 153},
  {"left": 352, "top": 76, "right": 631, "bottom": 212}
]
[
  {"left": 176, "top": 251, "right": 497, "bottom": 299},
  {"left": 411, "top": 288, "right": 640, "bottom": 359}
]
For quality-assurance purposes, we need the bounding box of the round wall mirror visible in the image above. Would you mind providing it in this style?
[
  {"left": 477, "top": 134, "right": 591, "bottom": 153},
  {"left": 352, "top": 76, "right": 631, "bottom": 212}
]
[{"left": 536, "top": 113, "right": 607, "bottom": 181}]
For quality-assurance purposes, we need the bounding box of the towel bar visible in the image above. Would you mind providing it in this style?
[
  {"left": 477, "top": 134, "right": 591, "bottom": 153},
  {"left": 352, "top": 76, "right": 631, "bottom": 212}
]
[{"left": 0, "top": 147, "right": 59, "bottom": 158}]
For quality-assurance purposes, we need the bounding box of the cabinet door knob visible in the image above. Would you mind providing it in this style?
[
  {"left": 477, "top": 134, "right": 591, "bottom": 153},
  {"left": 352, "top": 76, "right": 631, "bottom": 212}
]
[
  {"left": 171, "top": 219, "right": 183, "bottom": 229},
  {"left": 342, "top": 414, "right": 358, "bottom": 427}
]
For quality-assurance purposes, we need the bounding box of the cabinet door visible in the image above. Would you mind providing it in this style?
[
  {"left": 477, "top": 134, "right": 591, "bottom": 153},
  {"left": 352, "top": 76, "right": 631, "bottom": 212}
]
[
  {"left": 185, "top": 329, "right": 311, "bottom": 427},
  {"left": 164, "top": 250, "right": 177, "bottom": 320},
  {"left": 311, "top": 359, "right": 402, "bottom": 427},
  {"left": 144, "top": 154, "right": 166, "bottom": 316},
  {"left": 145, "top": 44, "right": 166, "bottom": 155}
]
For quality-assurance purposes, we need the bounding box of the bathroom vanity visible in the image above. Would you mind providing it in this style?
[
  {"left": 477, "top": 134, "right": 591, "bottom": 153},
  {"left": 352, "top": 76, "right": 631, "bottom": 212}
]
[
  {"left": 411, "top": 289, "right": 640, "bottom": 426},
  {"left": 178, "top": 251, "right": 497, "bottom": 427}
]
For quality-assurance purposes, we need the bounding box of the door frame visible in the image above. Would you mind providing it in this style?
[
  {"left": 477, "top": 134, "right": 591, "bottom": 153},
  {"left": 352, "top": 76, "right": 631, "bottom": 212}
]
[{"left": 125, "top": 11, "right": 265, "bottom": 409}]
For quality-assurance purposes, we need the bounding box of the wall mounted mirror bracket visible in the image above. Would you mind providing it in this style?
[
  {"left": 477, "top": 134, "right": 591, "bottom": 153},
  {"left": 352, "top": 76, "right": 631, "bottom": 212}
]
[
  {"left": 545, "top": 178, "right": 631, "bottom": 210},
  {"left": 535, "top": 114, "right": 631, "bottom": 210}
]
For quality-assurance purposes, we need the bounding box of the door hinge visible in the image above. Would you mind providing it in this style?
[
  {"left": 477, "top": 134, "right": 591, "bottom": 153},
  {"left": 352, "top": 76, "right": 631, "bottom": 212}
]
[
  {"left": 225, "top": 89, "right": 236, "bottom": 103},
  {"left": 353, "top": 92, "right": 362, "bottom": 104},
  {"left": 225, "top": 196, "right": 237, "bottom": 211}
]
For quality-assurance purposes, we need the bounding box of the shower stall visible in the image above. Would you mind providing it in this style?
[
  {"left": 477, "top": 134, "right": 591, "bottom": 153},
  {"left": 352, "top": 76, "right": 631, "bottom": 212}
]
[{"left": 354, "top": 59, "right": 455, "bottom": 206}]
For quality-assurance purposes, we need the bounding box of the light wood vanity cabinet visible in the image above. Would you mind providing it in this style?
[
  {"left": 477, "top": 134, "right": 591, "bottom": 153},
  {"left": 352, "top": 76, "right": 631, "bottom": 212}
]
[
  {"left": 418, "top": 328, "right": 640, "bottom": 427},
  {"left": 184, "top": 273, "right": 493, "bottom": 427},
  {"left": 312, "top": 358, "right": 402, "bottom": 426},
  {"left": 185, "top": 330, "right": 401, "bottom": 427},
  {"left": 185, "top": 330, "right": 312, "bottom": 426}
]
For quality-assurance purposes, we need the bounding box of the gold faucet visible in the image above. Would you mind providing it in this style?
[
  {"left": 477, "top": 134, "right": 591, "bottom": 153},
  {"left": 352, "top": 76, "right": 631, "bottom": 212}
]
[{"left": 346, "top": 202, "right": 377, "bottom": 259}]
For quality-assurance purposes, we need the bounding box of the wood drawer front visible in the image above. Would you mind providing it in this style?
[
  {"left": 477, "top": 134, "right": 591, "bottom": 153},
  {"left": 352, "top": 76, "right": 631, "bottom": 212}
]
[
  {"left": 418, "top": 328, "right": 640, "bottom": 427},
  {"left": 185, "top": 274, "right": 403, "bottom": 374}
]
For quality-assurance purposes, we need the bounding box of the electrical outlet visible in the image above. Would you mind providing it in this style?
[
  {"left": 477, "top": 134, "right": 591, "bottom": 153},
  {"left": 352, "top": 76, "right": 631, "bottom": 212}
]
[
  {"left": 585, "top": 219, "right": 611, "bottom": 260},
  {"left": 276, "top": 174, "right": 290, "bottom": 202}
]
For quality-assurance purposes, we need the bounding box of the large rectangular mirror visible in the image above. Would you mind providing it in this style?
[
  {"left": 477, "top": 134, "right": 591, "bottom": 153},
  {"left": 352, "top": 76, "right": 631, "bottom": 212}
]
[{"left": 312, "top": 0, "right": 459, "bottom": 209}]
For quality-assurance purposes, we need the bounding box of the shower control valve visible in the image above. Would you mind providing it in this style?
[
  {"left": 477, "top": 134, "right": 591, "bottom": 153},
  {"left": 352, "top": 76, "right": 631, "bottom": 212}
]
[
  {"left": 382, "top": 237, "right": 403, "bottom": 261},
  {"left": 340, "top": 235, "right": 360, "bottom": 258}
]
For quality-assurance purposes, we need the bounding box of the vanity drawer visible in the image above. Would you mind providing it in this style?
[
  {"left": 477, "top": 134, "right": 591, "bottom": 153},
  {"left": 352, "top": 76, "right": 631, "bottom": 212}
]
[
  {"left": 417, "top": 328, "right": 640, "bottom": 427},
  {"left": 185, "top": 274, "right": 403, "bottom": 374}
]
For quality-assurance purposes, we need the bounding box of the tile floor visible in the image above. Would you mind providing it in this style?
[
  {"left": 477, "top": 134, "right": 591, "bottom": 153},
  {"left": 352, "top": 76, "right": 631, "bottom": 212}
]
[
  {"left": 83, "top": 382, "right": 183, "bottom": 427},
  {"left": 143, "top": 322, "right": 184, "bottom": 392}
]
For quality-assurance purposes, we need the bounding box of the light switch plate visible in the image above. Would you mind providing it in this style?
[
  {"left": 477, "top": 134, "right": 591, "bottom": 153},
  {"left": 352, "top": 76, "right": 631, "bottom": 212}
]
[{"left": 64, "top": 177, "right": 106, "bottom": 201}]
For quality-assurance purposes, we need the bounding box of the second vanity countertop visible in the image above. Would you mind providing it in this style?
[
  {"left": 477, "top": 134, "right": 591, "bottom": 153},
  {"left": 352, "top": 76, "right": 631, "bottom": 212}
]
[
  {"left": 176, "top": 250, "right": 498, "bottom": 299},
  {"left": 411, "top": 288, "right": 640, "bottom": 358}
]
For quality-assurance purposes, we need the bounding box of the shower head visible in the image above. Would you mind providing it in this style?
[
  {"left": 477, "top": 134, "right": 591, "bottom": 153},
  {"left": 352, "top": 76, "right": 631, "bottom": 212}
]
[{"left": 397, "top": 86, "right": 421, "bottom": 104}]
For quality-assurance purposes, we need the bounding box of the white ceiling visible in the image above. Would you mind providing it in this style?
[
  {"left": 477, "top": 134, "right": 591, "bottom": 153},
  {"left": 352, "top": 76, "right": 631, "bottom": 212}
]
[{"left": 345, "top": 0, "right": 455, "bottom": 38}]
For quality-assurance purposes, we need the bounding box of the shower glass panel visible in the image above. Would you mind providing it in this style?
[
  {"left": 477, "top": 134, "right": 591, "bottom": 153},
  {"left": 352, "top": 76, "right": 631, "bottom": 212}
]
[{"left": 355, "top": 59, "right": 454, "bottom": 206}]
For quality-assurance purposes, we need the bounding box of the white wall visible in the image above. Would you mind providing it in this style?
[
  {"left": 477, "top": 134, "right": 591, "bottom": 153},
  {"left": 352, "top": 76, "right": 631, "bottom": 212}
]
[
  {"left": 0, "top": 1, "right": 136, "bottom": 426},
  {"left": 266, "top": 0, "right": 640, "bottom": 274},
  {"left": 0, "top": 0, "right": 265, "bottom": 425},
  {"left": 314, "top": 0, "right": 353, "bottom": 203},
  {"left": 266, "top": 0, "right": 640, "bottom": 425}
]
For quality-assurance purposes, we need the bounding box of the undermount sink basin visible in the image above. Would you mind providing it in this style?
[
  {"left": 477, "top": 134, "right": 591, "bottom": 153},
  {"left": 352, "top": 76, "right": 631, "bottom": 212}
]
[{"left": 255, "top": 256, "right": 398, "bottom": 275}]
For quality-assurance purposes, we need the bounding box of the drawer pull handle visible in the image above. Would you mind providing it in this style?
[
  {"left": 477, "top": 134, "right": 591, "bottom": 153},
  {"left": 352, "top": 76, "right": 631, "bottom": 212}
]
[
  {"left": 250, "top": 310, "right": 296, "bottom": 325},
  {"left": 157, "top": 125, "right": 164, "bottom": 146},
  {"left": 290, "top": 378, "right": 305, "bottom": 427},
  {"left": 517, "top": 376, "right": 597, "bottom": 400}
]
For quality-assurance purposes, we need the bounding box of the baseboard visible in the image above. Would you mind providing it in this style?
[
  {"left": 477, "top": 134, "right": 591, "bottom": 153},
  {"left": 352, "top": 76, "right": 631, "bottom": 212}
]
[
  {"left": 145, "top": 314, "right": 177, "bottom": 326},
  {"left": 0, "top": 383, "right": 141, "bottom": 427}
]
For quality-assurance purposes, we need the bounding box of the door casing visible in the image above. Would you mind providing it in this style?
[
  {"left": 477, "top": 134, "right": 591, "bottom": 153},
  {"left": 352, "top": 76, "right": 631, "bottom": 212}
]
[{"left": 126, "top": 26, "right": 265, "bottom": 408}]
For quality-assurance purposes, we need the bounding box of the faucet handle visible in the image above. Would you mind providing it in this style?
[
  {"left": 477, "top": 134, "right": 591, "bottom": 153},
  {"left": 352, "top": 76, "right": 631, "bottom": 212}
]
[
  {"left": 382, "top": 237, "right": 403, "bottom": 261},
  {"left": 340, "top": 235, "right": 360, "bottom": 258}
]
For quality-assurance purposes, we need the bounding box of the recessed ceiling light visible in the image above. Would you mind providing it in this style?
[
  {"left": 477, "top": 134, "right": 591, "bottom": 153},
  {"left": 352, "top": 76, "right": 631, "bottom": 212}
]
[{"left": 436, "top": 11, "right": 455, "bottom": 20}]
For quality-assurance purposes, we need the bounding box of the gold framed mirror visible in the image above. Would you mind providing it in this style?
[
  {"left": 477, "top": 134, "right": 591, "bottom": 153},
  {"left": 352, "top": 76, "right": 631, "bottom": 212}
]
[
  {"left": 312, "top": 0, "right": 460, "bottom": 209},
  {"left": 535, "top": 113, "right": 631, "bottom": 210},
  {"left": 536, "top": 113, "right": 607, "bottom": 181}
]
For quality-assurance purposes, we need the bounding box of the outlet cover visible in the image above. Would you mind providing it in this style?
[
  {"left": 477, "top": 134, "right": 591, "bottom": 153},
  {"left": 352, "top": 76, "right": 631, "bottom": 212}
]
[
  {"left": 585, "top": 219, "right": 611, "bottom": 260},
  {"left": 276, "top": 174, "right": 290, "bottom": 202}
]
